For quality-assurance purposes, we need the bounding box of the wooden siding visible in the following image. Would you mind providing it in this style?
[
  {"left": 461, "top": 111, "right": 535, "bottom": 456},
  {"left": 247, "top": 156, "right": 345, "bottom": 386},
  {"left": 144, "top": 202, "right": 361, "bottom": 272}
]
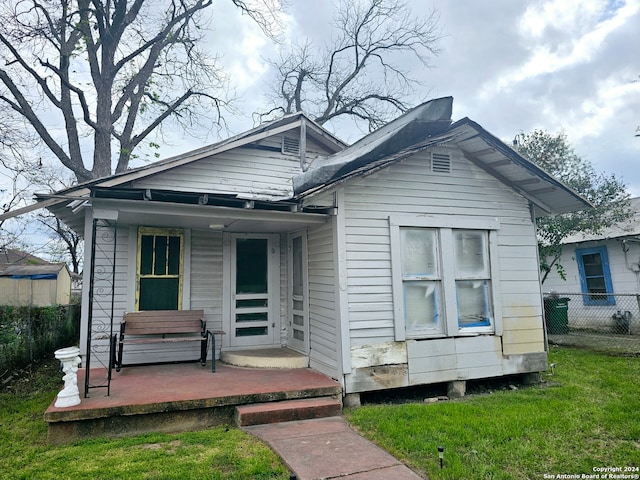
[
  {"left": 332, "top": 146, "right": 547, "bottom": 387},
  {"left": 132, "top": 133, "right": 334, "bottom": 201},
  {"left": 84, "top": 225, "right": 130, "bottom": 365},
  {"left": 190, "top": 230, "right": 224, "bottom": 359},
  {"left": 307, "top": 219, "right": 339, "bottom": 377}
]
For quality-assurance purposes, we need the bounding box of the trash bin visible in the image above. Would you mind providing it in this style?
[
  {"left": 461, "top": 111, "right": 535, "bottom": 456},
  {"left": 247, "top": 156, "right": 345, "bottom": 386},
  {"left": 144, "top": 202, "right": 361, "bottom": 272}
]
[{"left": 544, "top": 297, "right": 570, "bottom": 334}]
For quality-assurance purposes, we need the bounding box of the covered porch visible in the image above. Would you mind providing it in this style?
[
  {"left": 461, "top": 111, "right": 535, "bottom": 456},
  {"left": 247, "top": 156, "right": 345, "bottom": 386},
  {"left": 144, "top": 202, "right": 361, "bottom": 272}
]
[
  {"left": 45, "top": 355, "right": 342, "bottom": 444},
  {"left": 75, "top": 189, "right": 336, "bottom": 396}
]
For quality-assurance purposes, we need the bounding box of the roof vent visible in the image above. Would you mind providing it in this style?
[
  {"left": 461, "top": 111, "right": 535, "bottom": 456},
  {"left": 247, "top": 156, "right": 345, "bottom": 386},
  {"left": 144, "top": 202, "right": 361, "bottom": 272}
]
[
  {"left": 282, "top": 136, "right": 300, "bottom": 155},
  {"left": 431, "top": 152, "right": 451, "bottom": 174}
]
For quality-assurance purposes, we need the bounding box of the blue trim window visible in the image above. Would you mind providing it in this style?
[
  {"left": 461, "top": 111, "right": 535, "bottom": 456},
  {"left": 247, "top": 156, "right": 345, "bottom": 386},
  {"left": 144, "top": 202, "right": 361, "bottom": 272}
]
[{"left": 575, "top": 246, "right": 615, "bottom": 306}]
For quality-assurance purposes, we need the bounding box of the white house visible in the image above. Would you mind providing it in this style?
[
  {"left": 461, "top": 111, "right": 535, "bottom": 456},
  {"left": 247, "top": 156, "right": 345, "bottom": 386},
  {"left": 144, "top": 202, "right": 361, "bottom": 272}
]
[
  {"left": 6, "top": 97, "right": 590, "bottom": 401},
  {"left": 543, "top": 197, "right": 640, "bottom": 334}
]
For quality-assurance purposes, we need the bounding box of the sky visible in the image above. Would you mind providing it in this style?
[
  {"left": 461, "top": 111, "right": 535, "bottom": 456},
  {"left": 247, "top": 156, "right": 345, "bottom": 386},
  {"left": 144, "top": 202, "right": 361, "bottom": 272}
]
[
  {"left": 4, "top": 0, "right": 640, "bottom": 256},
  {"left": 199, "top": 0, "right": 640, "bottom": 196}
]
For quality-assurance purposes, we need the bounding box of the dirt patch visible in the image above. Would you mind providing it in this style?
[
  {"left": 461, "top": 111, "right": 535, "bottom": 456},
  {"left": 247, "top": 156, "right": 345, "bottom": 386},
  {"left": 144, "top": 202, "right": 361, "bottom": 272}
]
[{"left": 0, "top": 359, "right": 61, "bottom": 395}]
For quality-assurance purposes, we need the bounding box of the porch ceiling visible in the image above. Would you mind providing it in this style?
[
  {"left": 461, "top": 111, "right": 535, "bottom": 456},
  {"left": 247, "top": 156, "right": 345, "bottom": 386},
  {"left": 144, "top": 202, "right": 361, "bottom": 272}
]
[{"left": 92, "top": 198, "right": 330, "bottom": 233}]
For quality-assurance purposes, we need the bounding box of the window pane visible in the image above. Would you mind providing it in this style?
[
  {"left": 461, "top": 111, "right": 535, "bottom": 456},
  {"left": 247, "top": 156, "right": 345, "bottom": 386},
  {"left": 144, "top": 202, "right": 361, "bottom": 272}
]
[
  {"left": 454, "top": 230, "right": 488, "bottom": 277},
  {"left": 236, "top": 238, "right": 268, "bottom": 294},
  {"left": 140, "top": 235, "right": 154, "bottom": 275},
  {"left": 167, "top": 236, "right": 181, "bottom": 275},
  {"left": 457, "top": 280, "right": 491, "bottom": 327},
  {"left": 404, "top": 281, "right": 439, "bottom": 330},
  {"left": 236, "top": 326, "right": 268, "bottom": 337},
  {"left": 236, "top": 312, "right": 268, "bottom": 323},
  {"left": 154, "top": 236, "right": 167, "bottom": 275},
  {"left": 401, "top": 228, "right": 438, "bottom": 276},
  {"left": 582, "top": 253, "right": 604, "bottom": 277},
  {"left": 139, "top": 278, "right": 179, "bottom": 310}
]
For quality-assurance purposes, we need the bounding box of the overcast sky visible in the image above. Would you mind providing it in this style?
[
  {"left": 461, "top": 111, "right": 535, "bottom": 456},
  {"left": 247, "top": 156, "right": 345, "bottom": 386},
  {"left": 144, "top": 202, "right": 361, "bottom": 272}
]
[{"left": 204, "top": 0, "right": 640, "bottom": 196}]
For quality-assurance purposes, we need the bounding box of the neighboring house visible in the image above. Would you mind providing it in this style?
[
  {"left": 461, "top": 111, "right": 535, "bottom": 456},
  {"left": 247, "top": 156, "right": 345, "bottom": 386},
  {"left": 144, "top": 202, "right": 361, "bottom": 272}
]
[
  {"left": 0, "top": 263, "right": 72, "bottom": 306},
  {"left": 4, "top": 97, "right": 590, "bottom": 399},
  {"left": 543, "top": 197, "right": 640, "bottom": 333},
  {"left": 0, "top": 248, "right": 49, "bottom": 270}
]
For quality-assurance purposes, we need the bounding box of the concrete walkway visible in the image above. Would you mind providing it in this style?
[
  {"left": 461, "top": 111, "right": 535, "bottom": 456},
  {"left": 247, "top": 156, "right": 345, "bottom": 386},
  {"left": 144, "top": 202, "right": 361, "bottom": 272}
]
[{"left": 245, "top": 417, "right": 425, "bottom": 480}]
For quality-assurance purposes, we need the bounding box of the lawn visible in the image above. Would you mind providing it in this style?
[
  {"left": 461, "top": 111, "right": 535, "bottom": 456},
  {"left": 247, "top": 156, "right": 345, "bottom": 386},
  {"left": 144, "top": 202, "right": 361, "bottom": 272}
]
[
  {"left": 0, "top": 362, "right": 290, "bottom": 480},
  {"left": 346, "top": 346, "right": 640, "bottom": 479},
  {"left": 1, "top": 347, "right": 638, "bottom": 479}
]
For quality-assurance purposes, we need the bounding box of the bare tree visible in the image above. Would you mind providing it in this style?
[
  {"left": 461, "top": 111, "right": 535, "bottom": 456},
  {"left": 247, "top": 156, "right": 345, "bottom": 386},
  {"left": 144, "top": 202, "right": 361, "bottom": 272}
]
[
  {"left": 0, "top": 114, "right": 43, "bottom": 250},
  {"left": 260, "top": 0, "right": 442, "bottom": 131},
  {"left": 0, "top": 0, "right": 280, "bottom": 183}
]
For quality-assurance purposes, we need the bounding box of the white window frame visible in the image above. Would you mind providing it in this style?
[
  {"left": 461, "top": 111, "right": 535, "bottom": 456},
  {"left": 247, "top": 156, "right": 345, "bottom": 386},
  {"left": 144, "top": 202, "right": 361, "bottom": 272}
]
[{"left": 390, "top": 214, "right": 502, "bottom": 341}]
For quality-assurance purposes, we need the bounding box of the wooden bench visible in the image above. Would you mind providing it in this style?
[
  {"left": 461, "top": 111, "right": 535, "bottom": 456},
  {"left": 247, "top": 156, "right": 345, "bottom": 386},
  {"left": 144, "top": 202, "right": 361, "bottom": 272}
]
[{"left": 114, "top": 309, "right": 208, "bottom": 372}]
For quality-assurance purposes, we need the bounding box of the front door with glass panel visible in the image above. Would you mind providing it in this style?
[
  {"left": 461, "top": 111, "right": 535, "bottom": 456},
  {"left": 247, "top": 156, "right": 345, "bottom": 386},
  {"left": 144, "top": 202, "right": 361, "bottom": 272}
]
[{"left": 230, "top": 235, "right": 278, "bottom": 347}]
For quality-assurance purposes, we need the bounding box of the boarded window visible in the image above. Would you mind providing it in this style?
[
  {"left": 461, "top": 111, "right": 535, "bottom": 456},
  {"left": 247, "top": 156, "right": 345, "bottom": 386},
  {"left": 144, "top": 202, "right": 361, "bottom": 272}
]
[
  {"left": 454, "top": 230, "right": 491, "bottom": 327},
  {"left": 137, "top": 227, "right": 183, "bottom": 311},
  {"left": 400, "top": 228, "right": 442, "bottom": 333},
  {"left": 393, "top": 222, "right": 496, "bottom": 338}
]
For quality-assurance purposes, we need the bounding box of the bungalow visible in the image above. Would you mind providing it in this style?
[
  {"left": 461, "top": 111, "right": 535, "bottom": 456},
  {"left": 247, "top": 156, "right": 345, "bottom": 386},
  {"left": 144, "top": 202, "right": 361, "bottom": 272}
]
[{"left": 6, "top": 97, "right": 590, "bottom": 402}]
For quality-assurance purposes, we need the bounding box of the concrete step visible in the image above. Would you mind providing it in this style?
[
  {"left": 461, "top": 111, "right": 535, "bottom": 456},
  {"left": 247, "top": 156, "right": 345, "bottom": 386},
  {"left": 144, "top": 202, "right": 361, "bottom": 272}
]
[
  {"left": 221, "top": 348, "right": 309, "bottom": 369},
  {"left": 236, "top": 397, "right": 342, "bottom": 427}
]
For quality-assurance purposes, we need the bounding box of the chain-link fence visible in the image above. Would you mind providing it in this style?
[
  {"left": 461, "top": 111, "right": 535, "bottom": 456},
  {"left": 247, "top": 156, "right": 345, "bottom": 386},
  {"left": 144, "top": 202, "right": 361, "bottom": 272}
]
[
  {"left": 543, "top": 292, "right": 640, "bottom": 354},
  {"left": 0, "top": 304, "right": 81, "bottom": 374}
]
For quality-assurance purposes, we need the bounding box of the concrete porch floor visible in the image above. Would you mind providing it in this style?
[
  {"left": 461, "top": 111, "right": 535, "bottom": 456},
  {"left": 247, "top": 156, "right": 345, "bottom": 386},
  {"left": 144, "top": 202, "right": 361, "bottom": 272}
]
[{"left": 45, "top": 361, "right": 342, "bottom": 444}]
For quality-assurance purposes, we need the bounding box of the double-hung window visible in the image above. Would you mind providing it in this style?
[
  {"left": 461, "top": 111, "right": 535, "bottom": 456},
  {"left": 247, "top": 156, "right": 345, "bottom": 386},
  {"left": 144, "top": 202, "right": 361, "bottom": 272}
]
[
  {"left": 391, "top": 215, "right": 500, "bottom": 339},
  {"left": 400, "top": 228, "right": 443, "bottom": 334},
  {"left": 575, "top": 246, "right": 614, "bottom": 306},
  {"left": 454, "top": 230, "right": 492, "bottom": 327},
  {"left": 137, "top": 227, "right": 184, "bottom": 311}
]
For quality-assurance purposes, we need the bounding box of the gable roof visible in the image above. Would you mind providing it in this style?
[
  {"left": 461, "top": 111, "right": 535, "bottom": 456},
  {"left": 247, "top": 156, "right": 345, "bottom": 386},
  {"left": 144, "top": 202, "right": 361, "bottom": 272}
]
[
  {"left": 0, "top": 263, "right": 68, "bottom": 279},
  {"left": 0, "top": 112, "right": 346, "bottom": 222},
  {"left": 293, "top": 97, "right": 591, "bottom": 215},
  {"left": 0, "top": 97, "right": 591, "bottom": 224},
  {"left": 0, "top": 248, "right": 49, "bottom": 270},
  {"left": 560, "top": 197, "right": 640, "bottom": 244}
]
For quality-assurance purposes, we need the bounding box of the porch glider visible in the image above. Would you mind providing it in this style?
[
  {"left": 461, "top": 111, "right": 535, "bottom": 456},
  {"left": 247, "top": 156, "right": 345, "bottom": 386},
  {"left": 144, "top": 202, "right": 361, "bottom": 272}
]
[{"left": 114, "top": 309, "right": 209, "bottom": 371}]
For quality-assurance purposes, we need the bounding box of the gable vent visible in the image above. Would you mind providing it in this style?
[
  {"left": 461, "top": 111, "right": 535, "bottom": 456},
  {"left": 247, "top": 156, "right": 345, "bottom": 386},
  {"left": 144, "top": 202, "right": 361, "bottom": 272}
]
[
  {"left": 282, "top": 135, "right": 300, "bottom": 155},
  {"left": 431, "top": 152, "right": 452, "bottom": 173}
]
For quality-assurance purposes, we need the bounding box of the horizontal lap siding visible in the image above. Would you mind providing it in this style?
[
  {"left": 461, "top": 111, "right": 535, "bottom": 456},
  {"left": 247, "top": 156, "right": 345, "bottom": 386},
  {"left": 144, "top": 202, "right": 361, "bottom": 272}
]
[
  {"left": 190, "top": 230, "right": 223, "bottom": 359},
  {"left": 342, "top": 148, "right": 545, "bottom": 355},
  {"left": 307, "top": 220, "right": 339, "bottom": 376},
  {"left": 88, "top": 226, "right": 130, "bottom": 365},
  {"left": 133, "top": 147, "right": 301, "bottom": 200}
]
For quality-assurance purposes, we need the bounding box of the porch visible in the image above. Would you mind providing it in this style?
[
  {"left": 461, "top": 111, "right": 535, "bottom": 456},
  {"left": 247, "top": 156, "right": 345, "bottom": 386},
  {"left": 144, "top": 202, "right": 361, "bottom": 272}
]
[{"left": 45, "top": 356, "right": 342, "bottom": 444}]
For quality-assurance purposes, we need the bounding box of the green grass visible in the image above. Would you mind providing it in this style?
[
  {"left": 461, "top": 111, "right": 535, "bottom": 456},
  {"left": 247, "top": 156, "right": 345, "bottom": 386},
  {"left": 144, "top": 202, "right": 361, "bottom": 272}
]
[
  {"left": 0, "top": 361, "right": 290, "bottom": 480},
  {"left": 2, "top": 348, "right": 638, "bottom": 479},
  {"left": 346, "top": 347, "right": 640, "bottom": 479}
]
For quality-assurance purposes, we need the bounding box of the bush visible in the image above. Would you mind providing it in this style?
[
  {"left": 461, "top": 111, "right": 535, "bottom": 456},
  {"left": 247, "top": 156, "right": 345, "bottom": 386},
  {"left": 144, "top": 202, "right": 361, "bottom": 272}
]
[{"left": 0, "top": 304, "right": 80, "bottom": 372}]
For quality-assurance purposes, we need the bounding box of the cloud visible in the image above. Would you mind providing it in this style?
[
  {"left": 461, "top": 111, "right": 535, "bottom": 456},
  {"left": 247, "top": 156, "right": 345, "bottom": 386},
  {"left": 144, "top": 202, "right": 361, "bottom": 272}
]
[{"left": 483, "top": 0, "right": 640, "bottom": 97}]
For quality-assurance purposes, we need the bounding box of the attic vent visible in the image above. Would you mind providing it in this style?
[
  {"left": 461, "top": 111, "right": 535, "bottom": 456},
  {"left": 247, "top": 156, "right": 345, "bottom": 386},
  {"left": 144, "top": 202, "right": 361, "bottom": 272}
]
[
  {"left": 431, "top": 152, "right": 452, "bottom": 173},
  {"left": 282, "top": 136, "right": 300, "bottom": 155}
]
